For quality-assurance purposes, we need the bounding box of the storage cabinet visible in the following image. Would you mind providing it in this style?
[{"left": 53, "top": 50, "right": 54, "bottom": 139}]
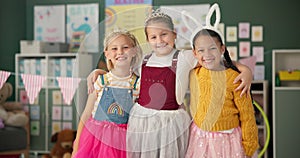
[
  {"left": 272, "top": 49, "right": 300, "bottom": 158},
  {"left": 15, "top": 53, "right": 93, "bottom": 154},
  {"left": 251, "top": 80, "right": 269, "bottom": 158}
]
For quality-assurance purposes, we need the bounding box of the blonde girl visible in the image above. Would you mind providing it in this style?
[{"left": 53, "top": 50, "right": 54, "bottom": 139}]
[{"left": 72, "top": 29, "right": 142, "bottom": 158}]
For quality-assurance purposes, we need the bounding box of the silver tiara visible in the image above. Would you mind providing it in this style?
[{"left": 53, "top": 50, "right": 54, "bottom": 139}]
[
  {"left": 108, "top": 27, "right": 128, "bottom": 34},
  {"left": 145, "top": 8, "right": 171, "bottom": 24},
  {"left": 104, "top": 27, "right": 129, "bottom": 47}
]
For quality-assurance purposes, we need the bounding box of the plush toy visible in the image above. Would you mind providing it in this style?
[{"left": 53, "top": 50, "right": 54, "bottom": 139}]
[
  {"left": 0, "top": 82, "right": 29, "bottom": 127},
  {"left": 47, "top": 129, "right": 77, "bottom": 158}
]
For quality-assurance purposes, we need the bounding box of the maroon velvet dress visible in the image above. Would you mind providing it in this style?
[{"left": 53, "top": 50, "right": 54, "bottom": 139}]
[{"left": 127, "top": 50, "right": 191, "bottom": 158}]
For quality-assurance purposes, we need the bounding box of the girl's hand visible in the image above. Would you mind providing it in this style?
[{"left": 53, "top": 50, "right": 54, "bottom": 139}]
[
  {"left": 87, "top": 69, "right": 107, "bottom": 94},
  {"left": 233, "top": 67, "right": 252, "bottom": 97}
]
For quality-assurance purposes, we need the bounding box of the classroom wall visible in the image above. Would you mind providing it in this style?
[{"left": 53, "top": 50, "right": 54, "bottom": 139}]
[
  {"left": 22, "top": 0, "right": 300, "bottom": 84},
  {"left": 1, "top": 0, "right": 299, "bottom": 80},
  {"left": 24, "top": 1, "right": 300, "bottom": 157},
  {"left": 1, "top": 0, "right": 299, "bottom": 124},
  {"left": 0, "top": 0, "right": 26, "bottom": 100},
  {"left": 0, "top": 0, "right": 300, "bottom": 157},
  {"left": 0, "top": 1, "right": 299, "bottom": 109}
]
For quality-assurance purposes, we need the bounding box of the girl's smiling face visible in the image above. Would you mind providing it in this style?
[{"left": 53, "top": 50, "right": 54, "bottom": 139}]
[
  {"left": 146, "top": 22, "right": 177, "bottom": 57},
  {"left": 193, "top": 35, "right": 225, "bottom": 71},
  {"left": 105, "top": 35, "right": 136, "bottom": 69}
]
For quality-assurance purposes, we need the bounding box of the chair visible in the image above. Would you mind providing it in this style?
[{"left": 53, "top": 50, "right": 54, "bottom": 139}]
[{"left": 0, "top": 113, "right": 30, "bottom": 158}]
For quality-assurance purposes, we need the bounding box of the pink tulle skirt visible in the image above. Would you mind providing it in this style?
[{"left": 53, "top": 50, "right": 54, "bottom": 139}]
[
  {"left": 185, "top": 123, "right": 258, "bottom": 158},
  {"left": 73, "top": 118, "right": 127, "bottom": 158}
]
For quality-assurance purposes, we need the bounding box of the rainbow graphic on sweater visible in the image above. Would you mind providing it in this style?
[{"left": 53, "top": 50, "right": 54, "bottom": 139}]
[{"left": 107, "top": 103, "right": 124, "bottom": 116}]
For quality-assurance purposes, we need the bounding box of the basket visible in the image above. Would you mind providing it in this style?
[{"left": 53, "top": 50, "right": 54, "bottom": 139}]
[{"left": 278, "top": 70, "right": 300, "bottom": 80}]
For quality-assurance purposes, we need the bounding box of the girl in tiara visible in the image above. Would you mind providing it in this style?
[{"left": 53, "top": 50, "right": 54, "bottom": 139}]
[
  {"left": 125, "top": 8, "right": 253, "bottom": 158},
  {"left": 87, "top": 8, "right": 253, "bottom": 158},
  {"left": 72, "top": 29, "right": 142, "bottom": 158},
  {"left": 184, "top": 4, "right": 258, "bottom": 158}
]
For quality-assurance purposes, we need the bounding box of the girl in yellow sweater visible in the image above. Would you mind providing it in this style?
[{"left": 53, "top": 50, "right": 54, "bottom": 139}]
[{"left": 184, "top": 4, "right": 258, "bottom": 158}]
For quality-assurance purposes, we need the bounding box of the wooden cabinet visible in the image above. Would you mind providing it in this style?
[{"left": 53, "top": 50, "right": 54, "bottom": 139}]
[
  {"left": 15, "top": 53, "right": 93, "bottom": 154},
  {"left": 272, "top": 49, "right": 300, "bottom": 158}
]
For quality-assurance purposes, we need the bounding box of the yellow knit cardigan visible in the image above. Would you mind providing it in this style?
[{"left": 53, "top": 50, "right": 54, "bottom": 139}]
[{"left": 189, "top": 67, "right": 259, "bottom": 156}]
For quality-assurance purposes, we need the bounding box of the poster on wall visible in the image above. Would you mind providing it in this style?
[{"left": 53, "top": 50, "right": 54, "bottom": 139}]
[
  {"left": 52, "top": 121, "right": 61, "bottom": 135},
  {"left": 238, "top": 22, "right": 250, "bottom": 39},
  {"left": 67, "top": 3, "right": 99, "bottom": 53},
  {"left": 252, "top": 26, "right": 263, "bottom": 42},
  {"left": 160, "top": 4, "right": 210, "bottom": 49},
  {"left": 226, "top": 26, "right": 237, "bottom": 42},
  {"left": 34, "top": 5, "right": 65, "bottom": 42},
  {"left": 105, "top": 0, "right": 152, "bottom": 52},
  {"left": 30, "top": 121, "right": 40, "bottom": 136}
]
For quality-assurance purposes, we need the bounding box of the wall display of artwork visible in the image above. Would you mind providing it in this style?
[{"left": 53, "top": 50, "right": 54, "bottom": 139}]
[
  {"left": 160, "top": 4, "right": 210, "bottom": 49},
  {"left": 105, "top": 0, "right": 152, "bottom": 53},
  {"left": 226, "top": 26, "right": 237, "bottom": 42},
  {"left": 34, "top": 5, "right": 65, "bottom": 43},
  {"left": 66, "top": 3, "right": 99, "bottom": 53},
  {"left": 224, "top": 22, "right": 265, "bottom": 80},
  {"left": 238, "top": 22, "right": 250, "bottom": 39},
  {"left": 252, "top": 26, "right": 263, "bottom": 42}
]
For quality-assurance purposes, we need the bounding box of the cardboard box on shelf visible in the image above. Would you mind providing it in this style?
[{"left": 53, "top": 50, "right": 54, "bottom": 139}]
[{"left": 20, "top": 40, "right": 69, "bottom": 54}]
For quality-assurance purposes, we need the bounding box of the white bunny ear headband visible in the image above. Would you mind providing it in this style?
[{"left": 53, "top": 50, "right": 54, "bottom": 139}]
[{"left": 181, "top": 3, "right": 224, "bottom": 48}]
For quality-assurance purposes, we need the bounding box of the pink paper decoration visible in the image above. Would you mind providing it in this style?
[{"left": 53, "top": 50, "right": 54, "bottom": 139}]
[
  {"left": 56, "top": 77, "right": 81, "bottom": 105},
  {"left": 239, "top": 56, "right": 257, "bottom": 75},
  {"left": 0, "top": 70, "right": 11, "bottom": 89},
  {"left": 21, "top": 74, "right": 46, "bottom": 104}
]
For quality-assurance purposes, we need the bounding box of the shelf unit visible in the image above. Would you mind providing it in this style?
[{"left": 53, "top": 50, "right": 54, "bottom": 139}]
[
  {"left": 251, "top": 80, "right": 269, "bottom": 158},
  {"left": 272, "top": 49, "right": 300, "bottom": 158},
  {"left": 15, "top": 53, "right": 93, "bottom": 154}
]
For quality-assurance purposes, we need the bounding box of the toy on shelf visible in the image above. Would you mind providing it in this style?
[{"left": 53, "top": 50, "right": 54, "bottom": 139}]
[{"left": 0, "top": 82, "right": 29, "bottom": 127}]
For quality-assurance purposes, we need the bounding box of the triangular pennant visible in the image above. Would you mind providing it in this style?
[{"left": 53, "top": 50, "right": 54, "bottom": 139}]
[
  {"left": 56, "top": 77, "right": 81, "bottom": 105},
  {"left": 239, "top": 56, "right": 257, "bottom": 75},
  {"left": 0, "top": 70, "right": 11, "bottom": 89},
  {"left": 21, "top": 74, "right": 46, "bottom": 104}
]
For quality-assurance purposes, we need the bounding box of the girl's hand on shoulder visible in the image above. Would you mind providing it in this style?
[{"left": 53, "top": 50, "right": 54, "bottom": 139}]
[
  {"left": 87, "top": 69, "right": 107, "bottom": 94},
  {"left": 233, "top": 67, "right": 252, "bottom": 97}
]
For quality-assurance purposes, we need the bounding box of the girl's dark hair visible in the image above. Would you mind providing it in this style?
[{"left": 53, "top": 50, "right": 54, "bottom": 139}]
[
  {"left": 223, "top": 48, "right": 240, "bottom": 73},
  {"left": 192, "top": 29, "right": 240, "bottom": 73}
]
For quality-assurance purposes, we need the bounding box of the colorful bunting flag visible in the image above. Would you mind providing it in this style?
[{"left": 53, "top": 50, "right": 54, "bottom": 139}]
[
  {"left": 0, "top": 70, "right": 11, "bottom": 89},
  {"left": 239, "top": 56, "right": 257, "bottom": 75},
  {"left": 21, "top": 74, "right": 46, "bottom": 104},
  {"left": 56, "top": 77, "right": 81, "bottom": 105}
]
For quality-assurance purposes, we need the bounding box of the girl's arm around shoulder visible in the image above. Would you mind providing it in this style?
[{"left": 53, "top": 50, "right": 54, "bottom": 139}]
[
  {"left": 175, "top": 49, "right": 198, "bottom": 105},
  {"left": 233, "top": 61, "right": 252, "bottom": 97},
  {"left": 132, "top": 73, "right": 141, "bottom": 102},
  {"left": 87, "top": 69, "right": 107, "bottom": 94},
  {"left": 178, "top": 49, "right": 198, "bottom": 69}
]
